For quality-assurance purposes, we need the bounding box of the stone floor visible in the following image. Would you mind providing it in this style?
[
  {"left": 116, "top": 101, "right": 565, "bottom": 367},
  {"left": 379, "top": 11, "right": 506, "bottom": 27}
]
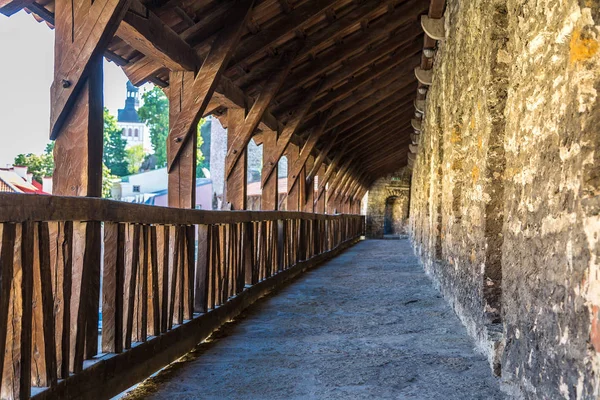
[{"left": 124, "top": 239, "right": 505, "bottom": 400}]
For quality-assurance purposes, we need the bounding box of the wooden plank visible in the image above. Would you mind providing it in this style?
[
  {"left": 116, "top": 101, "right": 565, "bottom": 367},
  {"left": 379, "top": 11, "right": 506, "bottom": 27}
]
[
  {"left": 168, "top": 0, "right": 255, "bottom": 171},
  {"left": 50, "top": 0, "right": 132, "bottom": 139},
  {"left": 276, "top": 0, "right": 426, "bottom": 99},
  {"left": 194, "top": 225, "right": 210, "bottom": 313},
  {"left": 0, "top": 195, "right": 357, "bottom": 225},
  {"left": 125, "top": 224, "right": 141, "bottom": 348},
  {"left": 0, "top": 224, "right": 15, "bottom": 395},
  {"left": 20, "top": 222, "right": 34, "bottom": 398},
  {"left": 149, "top": 226, "right": 160, "bottom": 336},
  {"left": 228, "top": 0, "right": 341, "bottom": 68},
  {"left": 103, "top": 223, "right": 125, "bottom": 353},
  {"left": 224, "top": 50, "right": 298, "bottom": 180},
  {"left": 2, "top": 224, "right": 22, "bottom": 399},
  {"left": 36, "top": 222, "right": 58, "bottom": 387}
]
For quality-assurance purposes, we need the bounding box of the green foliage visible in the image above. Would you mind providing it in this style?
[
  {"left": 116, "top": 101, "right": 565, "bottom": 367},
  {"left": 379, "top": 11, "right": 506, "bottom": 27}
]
[
  {"left": 102, "top": 164, "right": 116, "bottom": 198},
  {"left": 103, "top": 108, "right": 129, "bottom": 176},
  {"left": 138, "top": 86, "right": 169, "bottom": 167},
  {"left": 13, "top": 143, "right": 55, "bottom": 183},
  {"left": 126, "top": 144, "right": 146, "bottom": 175},
  {"left": 196, "top": 122, "right": 206, "bottom": 178},
  {"left": 139, "top": 85, "right": 207, "bottom": 175}
]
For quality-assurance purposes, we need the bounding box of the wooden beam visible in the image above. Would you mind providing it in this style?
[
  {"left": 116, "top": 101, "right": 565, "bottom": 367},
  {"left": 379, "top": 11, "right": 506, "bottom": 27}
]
[
  {"left": 167, "top": 0, "right": 255, "bottom": 171},
  {"left": 224, "top": 50, "right": 297, "bottom": 179},
  {"left": 286, "top": 144, "right": 300, "bottom": 211},
  {"left": 325, "top": 75, "right": 416, "bottom": 132},
  {"left": 261, "top": 130, "right": 279, "bottom": 210},
  {"left": 224, "top": 108, "right": 248, "bottom": 210},
  {"left": 228, "top": 0, "right": 342, "bottom": 68},
  {"left": 287, "top": 110, "right": 333, "bottom": 194},
  {"left": 306, "top": 51, "right": 421, "bottom": 118},
  {"left": 315, "top": 147, "right": 347, "bottom": 202},
  {"left": 0, "top": 0, "right": 33, "bottom": 16},
  {"left": 306, "top": 130, "right": 340, "bottom": 186},
  {"left": 116, "top": 0, "right": 201, "bottom": 72},
  {"left": 167, "top": 70, "right": 197, "bottom": 209},
  {"left": 276, "top": 0, "right": 426, "bottom": 99},
  {"left": 50, "top": 0, "right": 132, "bottom": 139},
  {"left": 260, "top": 81, "right": 323, "bottom": 187}
]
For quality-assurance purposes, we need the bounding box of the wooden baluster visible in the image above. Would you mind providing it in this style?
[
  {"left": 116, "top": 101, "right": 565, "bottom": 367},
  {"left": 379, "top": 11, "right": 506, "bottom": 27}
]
[
  {"left": 125, "top": 224, "right": 140, "bottom": 348},
  {"left": 102, "top": 222, "right": 125, "bottom": 353},
  {"left": 158, "top": 226, "right": 170, "bottom": 334},
  {"left": 195, "top": 225, "right": 210, "bottom": 313},
  {"left": 140, "top": 226, "right": 149, "bottom": 341},
  {"left": 0, "top": 223, "right": 15, "bottom": 398},
  {"left": 169, "top": 227, "right": 180, "bottom": 328},
  {"left": 149, "top": 226, "right": 160, "bottom": 337}
]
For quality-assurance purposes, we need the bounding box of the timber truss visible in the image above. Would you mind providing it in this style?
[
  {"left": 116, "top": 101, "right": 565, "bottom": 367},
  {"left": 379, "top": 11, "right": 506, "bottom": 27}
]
[{"left": 1, "top": 0, "right": 445, "bottom": 212}]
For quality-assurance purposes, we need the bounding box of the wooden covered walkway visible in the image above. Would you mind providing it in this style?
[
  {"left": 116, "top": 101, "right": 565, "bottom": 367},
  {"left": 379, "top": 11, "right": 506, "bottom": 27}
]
[
  {"left": 0, "top": 0, "right": 446, "bottom": 398},
  {"left": 125, "top": 239, "right": 504, "bottom": 400}
]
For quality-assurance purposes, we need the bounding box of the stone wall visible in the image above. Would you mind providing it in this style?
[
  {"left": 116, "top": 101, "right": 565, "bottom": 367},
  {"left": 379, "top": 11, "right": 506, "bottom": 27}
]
[
  {"left": 409, "top": 0, "right": 600, "bottom": 398},
  {"left": 366, "top": 168, "right": 411, "bottom": 238}
]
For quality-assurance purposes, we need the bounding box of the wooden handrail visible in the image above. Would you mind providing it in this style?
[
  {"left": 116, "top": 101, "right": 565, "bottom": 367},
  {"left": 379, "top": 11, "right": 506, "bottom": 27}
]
[
  {"left": 0, "top": 193, "right": 359, "bottom": 224},
  {"left": 0, "top": 193, "right": 365, "bottom": 400}
]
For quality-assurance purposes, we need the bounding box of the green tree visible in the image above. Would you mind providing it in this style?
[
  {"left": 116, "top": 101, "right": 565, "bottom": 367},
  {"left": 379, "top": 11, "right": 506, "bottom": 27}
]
[
  {"left": 103, "top": 108, "right": 129, "bottom": 176},
  {"left": 103, "top": 164, "right": 116, "bottom": 198},
  {"left": 126, "top": 144, "right": 146, "bottom": 175},
  {"left": 138, "top": 86, "right": 169, "bottom": 167},
  {"left": 13, "top": 143, "right": 54, "bottom": 183},
  {"left": 139, "top": 85, "right": 207, "bottom": 174}
]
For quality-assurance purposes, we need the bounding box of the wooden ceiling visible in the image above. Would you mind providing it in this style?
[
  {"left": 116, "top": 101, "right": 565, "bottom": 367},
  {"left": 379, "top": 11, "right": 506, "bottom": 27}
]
[{"left": 2, "top": 0, "right": 443, "bottom": 187}]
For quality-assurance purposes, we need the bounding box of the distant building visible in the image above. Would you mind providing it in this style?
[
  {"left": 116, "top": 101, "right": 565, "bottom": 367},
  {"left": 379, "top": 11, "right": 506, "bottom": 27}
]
[
  {"left": 111, "top": 167, "right": 213, "bottom": 209},
  {"left": 117, "top": 81, "right": 152, "bottom": 153},
  {"left": 0, "top": 166, "right": 51, "bottom": 194}
]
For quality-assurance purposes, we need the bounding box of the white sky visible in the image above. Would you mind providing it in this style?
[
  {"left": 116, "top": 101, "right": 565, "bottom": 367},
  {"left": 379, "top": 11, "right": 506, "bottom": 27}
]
[{"left": 0, "top": 11, "right": 147, "bottom": 166}]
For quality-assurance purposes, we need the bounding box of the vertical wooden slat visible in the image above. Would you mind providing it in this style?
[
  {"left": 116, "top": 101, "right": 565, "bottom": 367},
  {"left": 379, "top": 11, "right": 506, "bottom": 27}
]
[
  {"left": 20, "top": 222, "right": 34, "bottom": 398},
  {"left": 168, "top": 227, "right": 180, "bottom": 329},
  {"left": 243, "top": 222, "right": 255, "bottom": 286},
  {"left": 0, "top": 224, "right": 15, "bottom": 397},
  {"left": 83, "top": 221, "right": 101, "bottom": 361},
  {"left": 159, "top": 226, "right": 169, "bottom": 333},
  {"left": 149, "top": 226, "right": 160, "bottom": 336},
  {"left": 177, "top": 226, "right": 185, "bottom": 325},
  {"left": 102, "top": 222, "right": 124, "bottom": 354},
  {"left": 140, "top": 226, "right": 149, "bottom": 341},
  {"left": 35, "top": 222, "right": 58, "bottom": 387},
  {"left": 194, "top": 225, "right": 210, "bottom": 313},
  {"left": 125, "top": 224, "right": 141, "bottom": 349},
  {"left": 185, "top": 225, "right": 195, "bottom": 320}
]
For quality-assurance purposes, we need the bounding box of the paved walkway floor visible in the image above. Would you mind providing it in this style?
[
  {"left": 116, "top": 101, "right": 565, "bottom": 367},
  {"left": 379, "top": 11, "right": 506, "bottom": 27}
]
[{"left": 125, "top": 239, "right": 505, "bottom": 400}]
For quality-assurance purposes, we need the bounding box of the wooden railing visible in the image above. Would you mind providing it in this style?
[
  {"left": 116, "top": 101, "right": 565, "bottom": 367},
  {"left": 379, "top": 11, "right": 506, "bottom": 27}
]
[{"left": 0, "top": 193, "right": 364, "bottom": 400}]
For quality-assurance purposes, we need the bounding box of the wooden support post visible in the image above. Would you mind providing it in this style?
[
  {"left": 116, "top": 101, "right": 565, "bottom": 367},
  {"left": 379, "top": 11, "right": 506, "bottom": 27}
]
[
  {"left": 303, "top": 155, "right": 315, "bottom": 213},
  {"left": 261, "top": 130, "right": 279, "bottom": 210},
  {"left": 51, "top": 0, "right": 112, "bottom": 374},
  {"left": 316, "top": 165, "right": 327, "bottom": 214},
  {"left": 168, "top": 71, "right": 197, "bottom": 209},
  {"left": 286, "top": 144, "right": 300, "bottom": 211},
  {"left": 168, "top": 0, "right": 255, "bottom": 170},
  {"left": 224, "top": 108, "right": 248, "bottom": 210}
]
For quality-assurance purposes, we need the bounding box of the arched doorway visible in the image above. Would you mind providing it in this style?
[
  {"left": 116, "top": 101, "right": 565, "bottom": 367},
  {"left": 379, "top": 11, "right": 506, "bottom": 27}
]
[{"left": 384, "top": 196, "right": 397, "bottom": 234}]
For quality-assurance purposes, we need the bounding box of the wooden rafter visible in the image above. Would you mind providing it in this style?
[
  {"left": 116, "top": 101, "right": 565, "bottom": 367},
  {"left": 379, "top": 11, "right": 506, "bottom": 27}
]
[
  {"left": 260, "top": 80, "right": 323, "bottom": 187},
  {"left": 224, "top": 49, "right": 297, "bottom": 179},
  {"left": 167, "top": 0, "right": 255, "bottom": 171},
  {"left": 287, "top": 109, "right": 334, "bottom": 193}
]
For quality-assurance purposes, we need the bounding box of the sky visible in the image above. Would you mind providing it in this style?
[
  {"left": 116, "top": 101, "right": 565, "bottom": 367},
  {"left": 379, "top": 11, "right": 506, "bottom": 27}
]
[{"left": 0, "top": 11, "right": 149, "bottom": 166}]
